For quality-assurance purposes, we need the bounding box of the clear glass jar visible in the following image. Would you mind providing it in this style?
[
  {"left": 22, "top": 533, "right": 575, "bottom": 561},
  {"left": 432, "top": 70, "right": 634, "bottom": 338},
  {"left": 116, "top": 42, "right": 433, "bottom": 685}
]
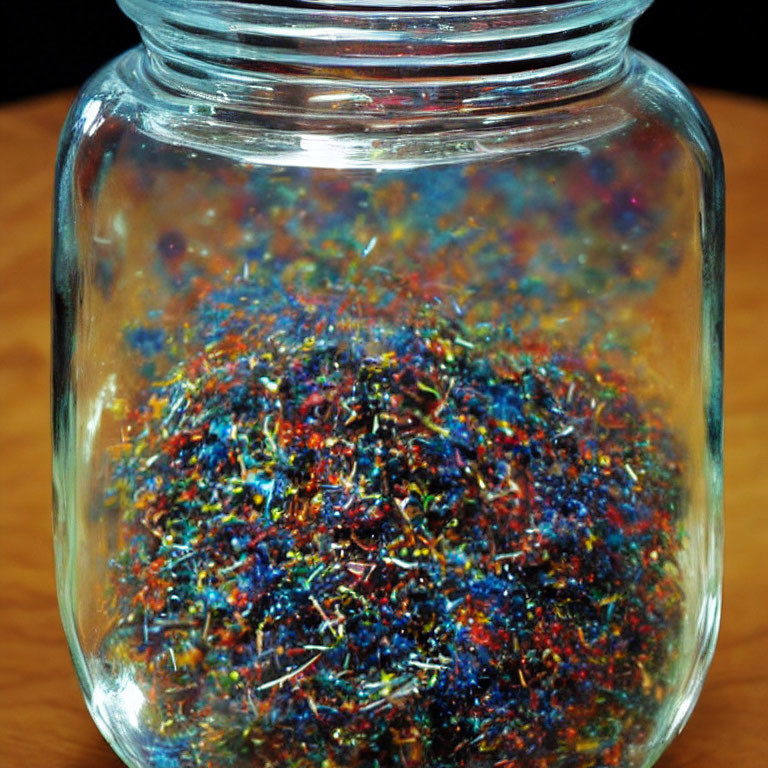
[{"left": 52, "top": 2, "right": 724, "bottom": 767}]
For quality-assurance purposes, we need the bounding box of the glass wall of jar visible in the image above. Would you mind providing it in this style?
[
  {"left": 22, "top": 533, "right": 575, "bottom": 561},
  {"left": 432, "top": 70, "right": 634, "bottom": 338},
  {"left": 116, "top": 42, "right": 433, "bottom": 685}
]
[{"left": 53, "top": 2, "right": 724, "bottom": 767}]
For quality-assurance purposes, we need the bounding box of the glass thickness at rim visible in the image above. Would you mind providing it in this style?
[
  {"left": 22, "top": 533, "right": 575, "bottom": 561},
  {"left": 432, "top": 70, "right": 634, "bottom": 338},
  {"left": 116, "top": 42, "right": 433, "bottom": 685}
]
[
  {"left": 120, "top": 0, "right": 650, "bottom": 11},
  {"left": 118, "top": 0, "right": 653, "bottom": 29}
]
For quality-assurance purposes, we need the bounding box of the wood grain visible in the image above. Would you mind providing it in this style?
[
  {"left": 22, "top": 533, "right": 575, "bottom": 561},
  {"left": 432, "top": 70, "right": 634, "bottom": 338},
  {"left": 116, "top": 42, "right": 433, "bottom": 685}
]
[{"left": 0, "top": 88, "right": 766, "bottom": 767}]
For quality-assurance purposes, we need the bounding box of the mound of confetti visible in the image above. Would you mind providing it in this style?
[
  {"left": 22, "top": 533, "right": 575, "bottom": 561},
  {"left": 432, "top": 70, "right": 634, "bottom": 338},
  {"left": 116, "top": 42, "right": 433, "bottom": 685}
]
[{"left": 102, "top": 283, "right": 683, "bottom": 768}]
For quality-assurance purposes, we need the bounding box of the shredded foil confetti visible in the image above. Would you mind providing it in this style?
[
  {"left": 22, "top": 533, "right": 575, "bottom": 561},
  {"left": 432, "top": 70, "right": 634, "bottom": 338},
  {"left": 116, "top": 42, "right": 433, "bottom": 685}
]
[{"left": 102, "top": 278, "right": 684, "bottom": 768}]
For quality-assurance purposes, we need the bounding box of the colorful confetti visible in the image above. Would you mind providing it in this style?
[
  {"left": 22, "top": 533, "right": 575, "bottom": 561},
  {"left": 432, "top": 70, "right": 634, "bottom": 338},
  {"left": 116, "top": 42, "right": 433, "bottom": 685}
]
[{"left": 100, "top": 272, "right": 684, "bottom": 768}]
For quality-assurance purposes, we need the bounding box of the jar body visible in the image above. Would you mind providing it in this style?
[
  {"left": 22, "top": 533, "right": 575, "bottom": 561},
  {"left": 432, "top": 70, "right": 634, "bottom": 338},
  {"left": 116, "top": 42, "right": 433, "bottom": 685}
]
[{"left": 53, "top": 19, "right": 723, "bottom": 768}]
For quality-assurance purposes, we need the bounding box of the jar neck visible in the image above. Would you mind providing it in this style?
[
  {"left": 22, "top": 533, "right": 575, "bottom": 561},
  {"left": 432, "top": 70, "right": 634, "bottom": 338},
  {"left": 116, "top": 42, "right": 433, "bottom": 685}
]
[{"left": 118, "top": 0, "right": 653, "bottom": 126}]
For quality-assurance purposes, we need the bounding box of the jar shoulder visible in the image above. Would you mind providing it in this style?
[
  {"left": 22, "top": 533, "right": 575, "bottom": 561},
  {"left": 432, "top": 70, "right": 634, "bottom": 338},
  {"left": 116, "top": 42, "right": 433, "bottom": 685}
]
[{"left": 620, "top": 51, "right": 723, "bottom": 168}]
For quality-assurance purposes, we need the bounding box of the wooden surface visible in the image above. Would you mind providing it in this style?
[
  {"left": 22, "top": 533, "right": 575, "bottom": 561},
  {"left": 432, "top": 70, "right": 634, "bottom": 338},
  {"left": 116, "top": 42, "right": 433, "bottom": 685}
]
[{"left": 0, "top": 88, "right": 766, "bottom": 767}]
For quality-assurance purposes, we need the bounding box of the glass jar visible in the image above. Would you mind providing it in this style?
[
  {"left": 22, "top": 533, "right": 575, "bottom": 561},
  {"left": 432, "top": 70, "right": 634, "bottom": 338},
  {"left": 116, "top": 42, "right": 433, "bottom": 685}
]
[{"left": 52, "top": 2, "right": 724, "bottom": 767}]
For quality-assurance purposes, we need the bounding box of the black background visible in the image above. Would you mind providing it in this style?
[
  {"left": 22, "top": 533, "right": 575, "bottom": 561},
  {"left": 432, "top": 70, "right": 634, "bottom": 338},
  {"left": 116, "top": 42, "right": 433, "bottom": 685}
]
[{"left": 0, "top": 2, "right": 763, "bottom": 103}]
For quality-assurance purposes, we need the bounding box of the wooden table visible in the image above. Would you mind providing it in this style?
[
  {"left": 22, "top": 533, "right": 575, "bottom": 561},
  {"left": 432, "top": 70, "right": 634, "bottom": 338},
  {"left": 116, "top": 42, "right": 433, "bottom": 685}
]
[{"left": 1, "top": 89, "right": 766, "bottom": 767}]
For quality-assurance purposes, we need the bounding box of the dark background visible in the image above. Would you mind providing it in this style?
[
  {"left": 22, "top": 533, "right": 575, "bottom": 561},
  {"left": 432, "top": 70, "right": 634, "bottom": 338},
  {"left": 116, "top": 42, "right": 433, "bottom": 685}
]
[{"left": 0, "top": 2, "right": 763, "bottom": 103}]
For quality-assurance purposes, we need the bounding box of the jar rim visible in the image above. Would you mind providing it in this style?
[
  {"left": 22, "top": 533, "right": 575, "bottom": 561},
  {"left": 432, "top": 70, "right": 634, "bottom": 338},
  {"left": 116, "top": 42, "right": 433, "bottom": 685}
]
[
  {"left": 118, "top": 0, "right": 652, "bottom": 125},
  {"left": 120, "top": 0, "right": 652, "bottom": 22}
]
